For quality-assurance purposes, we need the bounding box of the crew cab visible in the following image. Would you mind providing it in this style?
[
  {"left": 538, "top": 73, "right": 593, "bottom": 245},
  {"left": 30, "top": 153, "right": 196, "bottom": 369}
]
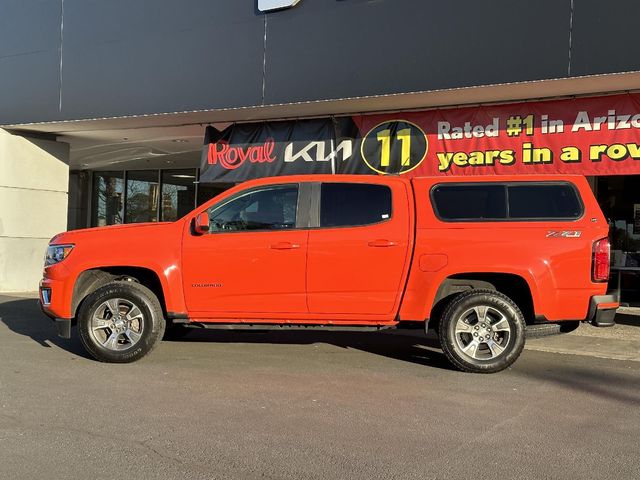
[{"left": 40, "top": 174, "right": 617, "bottom": 373}]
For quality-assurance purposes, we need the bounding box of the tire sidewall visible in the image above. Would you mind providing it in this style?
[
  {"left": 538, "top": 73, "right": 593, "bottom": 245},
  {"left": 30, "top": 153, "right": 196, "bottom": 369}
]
[
  {"left": 439, "top": 290, "right": 525, "bottom": 373},
  {"left": 78, "top": 282, "right": 164, "bottom": 363}
]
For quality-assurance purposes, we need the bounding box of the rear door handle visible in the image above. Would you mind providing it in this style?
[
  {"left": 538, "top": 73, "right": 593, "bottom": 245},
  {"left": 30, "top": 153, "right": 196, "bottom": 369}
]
[
  {"left": 270, "top": 242, "right": 300, "bottom": 250},
  {"left": 368, "top": 239, "right": 397, "bottom": 248}
]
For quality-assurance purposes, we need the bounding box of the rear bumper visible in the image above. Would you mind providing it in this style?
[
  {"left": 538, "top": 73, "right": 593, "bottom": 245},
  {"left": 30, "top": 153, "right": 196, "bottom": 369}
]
[{"left": 587, "top": 295, "right": 619, "bottom": 327}]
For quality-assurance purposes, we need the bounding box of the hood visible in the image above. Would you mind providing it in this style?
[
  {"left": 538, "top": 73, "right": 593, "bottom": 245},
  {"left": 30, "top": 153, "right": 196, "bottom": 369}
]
[{"left": 49, "top": 222, "right": 176, "bottom": 244}]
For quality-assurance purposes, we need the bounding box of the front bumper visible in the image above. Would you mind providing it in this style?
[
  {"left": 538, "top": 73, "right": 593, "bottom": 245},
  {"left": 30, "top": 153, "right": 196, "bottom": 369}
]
[
  {"left": 53, "top": 318, "right": 72, "bottom": 338},
  {"left": 586, "top": 295, "right": 619, "bottom": 327},
  {"left": 39, "top": 277, "right": 73, "bottom": 339},
  {"left": 39, "top": 299, "right": 72, "bottom": 339}
]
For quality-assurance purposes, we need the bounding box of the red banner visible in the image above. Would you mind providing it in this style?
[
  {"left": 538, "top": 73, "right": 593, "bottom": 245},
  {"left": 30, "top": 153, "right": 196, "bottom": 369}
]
[
  {"left": 201, "top": 93, "right": 640, "bottom": 182},
  {"left": 353, "top": 93, "right": 640, "bottom": 177}
]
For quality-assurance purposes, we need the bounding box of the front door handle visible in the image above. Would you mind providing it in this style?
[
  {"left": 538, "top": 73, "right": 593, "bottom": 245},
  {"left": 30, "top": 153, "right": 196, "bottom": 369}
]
[
  {"left": 368, "top": 239, "right": 397, "bottom": 248},
  {"left": 270, "top": 242, "right": 300, "bottom": 250}
]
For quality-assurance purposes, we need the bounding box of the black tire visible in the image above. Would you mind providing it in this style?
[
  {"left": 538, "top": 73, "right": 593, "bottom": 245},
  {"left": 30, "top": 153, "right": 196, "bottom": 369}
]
[
  {"left": 77, "top": 281, "right": 165, "bottom": 363},
  {"left": 438, "top": 289, "right": 526, "bottom": 373}
]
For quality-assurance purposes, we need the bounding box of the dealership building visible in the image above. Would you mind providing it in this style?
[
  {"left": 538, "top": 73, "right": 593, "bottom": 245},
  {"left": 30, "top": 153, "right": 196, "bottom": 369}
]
[{"left": 2, "top": 0, "right": 640, "bottom": 296}]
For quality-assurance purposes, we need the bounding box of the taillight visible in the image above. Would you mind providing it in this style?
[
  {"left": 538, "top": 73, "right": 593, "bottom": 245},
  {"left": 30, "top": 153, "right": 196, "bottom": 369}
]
[{"left": 592, "top": 237, "right": 610, "bottom": 282}]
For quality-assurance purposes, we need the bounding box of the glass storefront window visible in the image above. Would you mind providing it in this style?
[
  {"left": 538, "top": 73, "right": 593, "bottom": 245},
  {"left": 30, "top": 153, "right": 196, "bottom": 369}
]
[
  {"left": 598, "top": 176, "right": 640, "bottom": 263},
  {"left": 160, "top": 169, "right": 197, "bottom": 221},
  {"left": 90, "top": 168, "right": 231, "bottom": 227},
  {"left": 91, "top": 171, "right": 124, "bottom": 226},
  {"left": 125, "top": 171, "right": 160, "bottom": 223},
  {"left": 197, "top": 182, "right": 228, "bottom": 207},
  {"left": 597, "top": 175, "right": 640, "bottom": 304}
]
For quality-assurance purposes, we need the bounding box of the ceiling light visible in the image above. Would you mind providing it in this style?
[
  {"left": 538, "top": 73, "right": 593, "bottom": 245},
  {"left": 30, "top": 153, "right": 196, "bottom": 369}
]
[{"left": 171, "top": 174, "right": 196, "bottom": 179}]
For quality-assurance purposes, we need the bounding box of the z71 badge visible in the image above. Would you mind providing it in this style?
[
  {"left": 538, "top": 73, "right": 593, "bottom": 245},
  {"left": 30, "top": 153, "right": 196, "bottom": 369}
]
[{"left": 546, "top": 231, "right": 582, "bottom": 238}]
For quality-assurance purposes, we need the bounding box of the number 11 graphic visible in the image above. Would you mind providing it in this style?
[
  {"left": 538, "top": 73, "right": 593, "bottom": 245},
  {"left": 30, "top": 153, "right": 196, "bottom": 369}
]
[{"left": 376, "top": 128, "right": 412, "bottom": 167}]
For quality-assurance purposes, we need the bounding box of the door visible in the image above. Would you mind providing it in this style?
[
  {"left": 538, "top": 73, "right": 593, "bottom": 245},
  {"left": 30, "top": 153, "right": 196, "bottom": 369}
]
[
  {"left": 306, "top": 181, "right": 411, "bottom": 316},
  {"left": 182, "top": 183, "right": 309, "bottom": 316}
]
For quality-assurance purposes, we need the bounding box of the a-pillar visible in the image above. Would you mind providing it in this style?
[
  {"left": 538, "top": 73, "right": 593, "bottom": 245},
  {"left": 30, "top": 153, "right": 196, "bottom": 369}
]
[{"left": 0, "top": 129, "right": 69, "bottom": 292}]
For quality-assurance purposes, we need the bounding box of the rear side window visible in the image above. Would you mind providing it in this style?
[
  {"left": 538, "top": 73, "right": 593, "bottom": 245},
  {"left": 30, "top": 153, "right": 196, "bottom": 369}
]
[
  {"left": 431, "top": 182, "right": 583, "bottom": 221},
  {"left": 431, "top": 184, "right": 506, "bottom": 220},
  {"left": 321, "top": 183, "right": 392, "bottom": 227},
  {"left": 507, "top": 184, "right": 582, "bottom": 219}
]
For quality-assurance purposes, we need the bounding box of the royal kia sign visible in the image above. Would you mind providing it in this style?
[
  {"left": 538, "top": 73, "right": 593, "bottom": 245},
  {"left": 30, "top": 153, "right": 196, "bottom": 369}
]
[{"left": 200, "top": 93, "right": 640, "bottom": 183}]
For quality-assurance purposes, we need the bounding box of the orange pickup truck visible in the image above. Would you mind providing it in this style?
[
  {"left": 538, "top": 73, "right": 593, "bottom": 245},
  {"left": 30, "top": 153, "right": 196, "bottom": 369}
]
[{"left": 40, "top": 174, "right": 617, "bottom": 373}]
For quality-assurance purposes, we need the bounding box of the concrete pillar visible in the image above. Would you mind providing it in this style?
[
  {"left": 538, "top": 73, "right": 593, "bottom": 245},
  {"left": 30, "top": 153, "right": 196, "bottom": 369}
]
[{"left": 0, "top": 129, "right": 69, "bottom": 292}]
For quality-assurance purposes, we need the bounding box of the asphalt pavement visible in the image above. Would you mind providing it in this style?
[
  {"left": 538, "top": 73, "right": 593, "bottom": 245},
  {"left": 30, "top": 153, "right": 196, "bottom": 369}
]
[{"left": 0, "top": 294, "right": 638, "bottom": 480}]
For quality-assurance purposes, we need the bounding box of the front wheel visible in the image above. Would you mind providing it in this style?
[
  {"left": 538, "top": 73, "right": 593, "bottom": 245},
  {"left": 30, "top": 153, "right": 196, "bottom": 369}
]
[
  {"left": 77, "top": 282, "right": 165, "bottom": 363},
  {"left": 438, "top": 290, "right": 526, "bottom": 373}
]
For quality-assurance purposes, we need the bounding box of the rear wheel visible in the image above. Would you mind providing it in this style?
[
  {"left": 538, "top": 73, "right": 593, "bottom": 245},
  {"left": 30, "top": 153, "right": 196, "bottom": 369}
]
[
  {"left": 438, "top": 290, "right": 525, "bottom": 373},
  {"left": 77, "top": 282, "right": 165, "bottom": 363}
]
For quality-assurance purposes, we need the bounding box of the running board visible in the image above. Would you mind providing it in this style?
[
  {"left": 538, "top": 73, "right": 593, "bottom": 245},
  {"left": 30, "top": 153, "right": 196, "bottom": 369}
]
[{"left": 184, "top": 323, "right": 395, "bottom": 332}]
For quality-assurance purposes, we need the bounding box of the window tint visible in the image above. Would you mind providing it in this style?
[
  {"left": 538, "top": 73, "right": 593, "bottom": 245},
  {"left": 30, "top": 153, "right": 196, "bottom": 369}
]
[
  {"left": 508, "top": 184, "right": 582, "bottom": 219},
  {"left": 431, "top": 182, "right": 583, "bottom": 221},
  {"left": 208, "top": 185, "right": 298, "bottom": 232},
  {"left": 321, "top": 183, "right": 392, "bottom": 227},
  {"left": 431, "top": 185, "right": 506, "bottom": 220}
]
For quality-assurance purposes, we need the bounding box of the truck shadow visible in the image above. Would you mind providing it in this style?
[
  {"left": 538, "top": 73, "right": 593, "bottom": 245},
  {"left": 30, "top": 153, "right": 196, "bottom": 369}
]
[
  {"left": 0, "top": 297, "right": 91, "bottom": 359},
  {"left": 3, "top": 297, "right": 639, "bottom": 403},
  {"left": 0, "top": 296, "right": 452, "bottom": 369},
  {"left": 614, "top": 312, "right": 640, "bottom": 327},
  {"left": 170, "top": 328, "right": 455, "bottom": 370}
]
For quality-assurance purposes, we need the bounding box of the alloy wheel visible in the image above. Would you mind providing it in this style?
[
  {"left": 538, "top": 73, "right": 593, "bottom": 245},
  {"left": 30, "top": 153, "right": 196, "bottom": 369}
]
[
  {"left": 89, "top": 298, "right": 145, "bottom": 351},
  {"left": 453, "top": 305, "right": 511, "bottom": 361}
]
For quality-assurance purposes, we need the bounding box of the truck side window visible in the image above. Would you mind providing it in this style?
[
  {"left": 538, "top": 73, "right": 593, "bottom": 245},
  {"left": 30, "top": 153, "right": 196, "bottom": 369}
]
[
  {"left": 507, "top": 184, "right": 583, "bottom": 219},
  {"left": 431, "top": 185, "right": 507, "bottom": 220},
  {"left": 207, "top": 185, "right": 298, "bottom": 232},
  {"left": 432, "top": 182, "right": 583, "bottom": 221},
  {"left": 320, "top": 183, "right": 392, "bottom": 227}
]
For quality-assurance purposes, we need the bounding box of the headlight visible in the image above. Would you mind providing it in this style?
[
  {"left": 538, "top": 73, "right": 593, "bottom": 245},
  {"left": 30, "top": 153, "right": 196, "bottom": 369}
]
[{"left": 44, "top": 244, "right": 74, "bottom": 267}]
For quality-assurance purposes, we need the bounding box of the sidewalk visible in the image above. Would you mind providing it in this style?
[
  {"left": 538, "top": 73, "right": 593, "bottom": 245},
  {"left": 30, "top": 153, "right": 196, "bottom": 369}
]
[{"left": 525, "top": 310, "right": 640, "bottom": 362}]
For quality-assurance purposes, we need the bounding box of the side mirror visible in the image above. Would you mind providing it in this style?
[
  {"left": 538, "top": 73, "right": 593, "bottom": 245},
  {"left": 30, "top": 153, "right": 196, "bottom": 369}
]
[{"left": 193, "top": 212, "right": 209, "bottom": 235}]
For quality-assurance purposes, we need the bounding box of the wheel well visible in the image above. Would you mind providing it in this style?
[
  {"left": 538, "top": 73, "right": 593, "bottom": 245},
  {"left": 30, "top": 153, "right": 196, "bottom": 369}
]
[
  {"left": 430, "top": 273, "right": 535, "bottom": 327},
  {"left": 72, "top": 267, "right": 167, "bottom": 319}
]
